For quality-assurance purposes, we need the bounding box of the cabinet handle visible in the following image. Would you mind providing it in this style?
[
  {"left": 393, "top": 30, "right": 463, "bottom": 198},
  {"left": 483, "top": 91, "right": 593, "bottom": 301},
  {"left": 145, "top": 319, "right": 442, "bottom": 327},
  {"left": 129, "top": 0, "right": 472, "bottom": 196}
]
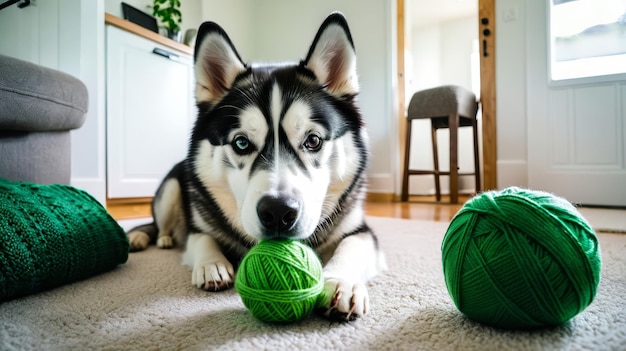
[{"left": 152, "top": 48, "right": 179, "bottom": 61}]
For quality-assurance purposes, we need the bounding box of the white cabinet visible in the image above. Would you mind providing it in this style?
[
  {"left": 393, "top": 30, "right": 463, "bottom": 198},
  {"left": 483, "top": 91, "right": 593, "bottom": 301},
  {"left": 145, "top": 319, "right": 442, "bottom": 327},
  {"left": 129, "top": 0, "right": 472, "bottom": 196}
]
[{"left": 106, "top": 25, "right": 195, "bottom": 198}]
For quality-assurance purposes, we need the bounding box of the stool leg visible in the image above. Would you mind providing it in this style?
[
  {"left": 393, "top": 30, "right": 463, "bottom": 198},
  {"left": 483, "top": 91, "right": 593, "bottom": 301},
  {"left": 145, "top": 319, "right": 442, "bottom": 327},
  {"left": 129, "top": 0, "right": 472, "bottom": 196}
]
[
  {"left": 401, "top": 119, "right": 412, "bottom": 201},
  {"left": 472, "top": 119, "right": 481, "bottom": 194},
  {"left": 431, "top": 121, "right": 441, "bottom": 202},
  {"left": 449, "top": 113, "right": 459, "bottom": 204}
]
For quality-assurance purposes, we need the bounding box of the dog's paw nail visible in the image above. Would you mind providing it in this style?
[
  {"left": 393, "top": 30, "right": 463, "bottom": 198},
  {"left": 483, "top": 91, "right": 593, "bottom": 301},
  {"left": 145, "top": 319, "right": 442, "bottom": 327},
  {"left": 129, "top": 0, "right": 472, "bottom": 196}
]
[
  {"left": 321, "top": 278, "right": 369, "bottom": 322},
  {"left": 332, "top": 291, "right": 342, "bottom": 306},
  {"left": 202, "top": 280, "right": 232, "bottom": 291},
  {"left": 192, "top": 260, "right": 234, "bottom": 292}
]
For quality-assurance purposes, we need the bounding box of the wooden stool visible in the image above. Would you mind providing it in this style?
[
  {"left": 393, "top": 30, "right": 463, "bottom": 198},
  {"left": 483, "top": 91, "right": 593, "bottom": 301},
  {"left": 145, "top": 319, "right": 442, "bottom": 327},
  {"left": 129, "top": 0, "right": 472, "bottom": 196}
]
[{"left": 401, "top": 85, "right": 480, "bottom": 203}]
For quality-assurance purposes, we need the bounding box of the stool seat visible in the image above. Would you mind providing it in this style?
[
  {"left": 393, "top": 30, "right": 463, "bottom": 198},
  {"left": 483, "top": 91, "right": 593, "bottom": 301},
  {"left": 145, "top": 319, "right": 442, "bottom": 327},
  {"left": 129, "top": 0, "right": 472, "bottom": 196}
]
[{"left": 401, "top": 85, "right": 480, "bottom": 203}]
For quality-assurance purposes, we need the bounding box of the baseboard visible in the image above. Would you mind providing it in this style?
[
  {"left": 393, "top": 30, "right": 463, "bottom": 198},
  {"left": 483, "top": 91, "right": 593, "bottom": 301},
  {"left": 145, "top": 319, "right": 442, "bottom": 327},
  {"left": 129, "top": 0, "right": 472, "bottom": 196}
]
[
  {"left": 367, "top": 192, "right": 396, "bottom": 202},
  {"left": 107, "top": 197, "right": 152, "bottom": 220},
  {"left": 367, "top": 172, "right": 395, "bottom": 194}
]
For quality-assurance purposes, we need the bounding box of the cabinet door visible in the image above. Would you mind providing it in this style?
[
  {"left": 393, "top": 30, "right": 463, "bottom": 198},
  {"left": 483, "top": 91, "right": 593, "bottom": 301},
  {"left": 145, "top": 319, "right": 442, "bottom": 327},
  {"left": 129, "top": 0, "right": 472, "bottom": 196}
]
[{"left": 106, "top": 25, "right": 195, "bottom": 198}]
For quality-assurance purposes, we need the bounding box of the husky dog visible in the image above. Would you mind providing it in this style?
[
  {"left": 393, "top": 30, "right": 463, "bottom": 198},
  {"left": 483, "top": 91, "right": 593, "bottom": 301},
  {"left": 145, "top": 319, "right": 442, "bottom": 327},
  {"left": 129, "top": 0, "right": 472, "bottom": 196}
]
[{"left": 127, "top": 12, "right": 385, "bottom": 321}]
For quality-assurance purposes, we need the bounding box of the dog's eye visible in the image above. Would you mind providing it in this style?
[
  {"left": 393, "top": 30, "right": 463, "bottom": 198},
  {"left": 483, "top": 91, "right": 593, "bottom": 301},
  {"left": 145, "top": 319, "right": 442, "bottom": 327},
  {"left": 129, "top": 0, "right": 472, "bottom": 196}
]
[
  {"left": 232, "top": 135, "right": 253, "bottom": 154},
  {"left": 303, "top": 134, "right": 323, "bottom": 152}
]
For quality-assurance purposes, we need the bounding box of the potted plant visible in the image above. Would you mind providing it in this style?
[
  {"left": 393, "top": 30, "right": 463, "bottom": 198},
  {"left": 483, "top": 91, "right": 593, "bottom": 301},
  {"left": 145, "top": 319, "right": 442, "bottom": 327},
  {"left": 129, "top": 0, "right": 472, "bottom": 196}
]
[{"left": 152, "top": 0, "right": 182, "bottom": 41}]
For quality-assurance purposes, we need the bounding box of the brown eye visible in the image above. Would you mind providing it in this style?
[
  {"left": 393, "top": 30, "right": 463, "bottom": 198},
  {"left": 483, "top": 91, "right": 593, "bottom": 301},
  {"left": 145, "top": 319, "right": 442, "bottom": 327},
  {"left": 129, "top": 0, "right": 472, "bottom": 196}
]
[{"left": 303, "top": 134, "right": 323, "bottom": 152}]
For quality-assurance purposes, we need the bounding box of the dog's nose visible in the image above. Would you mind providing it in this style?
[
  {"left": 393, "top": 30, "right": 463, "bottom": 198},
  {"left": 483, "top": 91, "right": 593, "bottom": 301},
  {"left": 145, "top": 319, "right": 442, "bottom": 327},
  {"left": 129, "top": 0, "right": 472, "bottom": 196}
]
[{"left": 256, "top": 195, "right": 301, "bottom": 234}]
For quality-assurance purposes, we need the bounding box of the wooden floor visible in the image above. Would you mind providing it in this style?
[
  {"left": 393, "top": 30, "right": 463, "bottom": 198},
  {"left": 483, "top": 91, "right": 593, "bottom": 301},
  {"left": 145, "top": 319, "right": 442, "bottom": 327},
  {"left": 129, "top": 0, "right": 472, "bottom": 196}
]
[
  {"left": 112, "top": 195, "right": 626, "bottom": 233},
  {"left": 109, "top": 195, "right": 470, "bottom": 223},
  {"left": 365, "top": 195, "right": 469, "bottom": 222}
]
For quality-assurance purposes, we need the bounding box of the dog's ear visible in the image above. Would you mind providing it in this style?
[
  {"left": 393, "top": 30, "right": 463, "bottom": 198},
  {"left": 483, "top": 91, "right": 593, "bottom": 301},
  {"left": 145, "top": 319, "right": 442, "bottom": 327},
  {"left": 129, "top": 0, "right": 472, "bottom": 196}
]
[
  {"left": 303, "top": 12, "right": 359, "bottom": 97},
  {"left": 194, "top": 22, "right": 247, "bottom": 106}
]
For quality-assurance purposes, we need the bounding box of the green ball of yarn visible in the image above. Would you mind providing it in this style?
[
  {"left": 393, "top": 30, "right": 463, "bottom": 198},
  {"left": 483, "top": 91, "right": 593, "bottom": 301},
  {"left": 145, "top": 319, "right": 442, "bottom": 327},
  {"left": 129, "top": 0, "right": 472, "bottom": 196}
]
[
  {"left": 235, "top": 239, "right": 324, "bottom": 323},
  {"left": 441, "top": 187, "right": 601, "bottom": 329}
]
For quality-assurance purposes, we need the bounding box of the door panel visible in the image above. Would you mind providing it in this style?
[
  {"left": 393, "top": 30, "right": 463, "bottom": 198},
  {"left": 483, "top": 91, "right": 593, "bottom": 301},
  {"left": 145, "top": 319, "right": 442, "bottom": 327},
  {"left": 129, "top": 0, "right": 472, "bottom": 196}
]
[
  {"left": 526, "top": 1, "right": 626, "bottom": 206},
  {"left": 398, "top": 0, "right": 496, "bottom": 195},
  {"left": 106, "top": 25, "right": 194, "bottom": 198},
  {"left": 571, "top": 86, "right": 620, "bottom": 165}
]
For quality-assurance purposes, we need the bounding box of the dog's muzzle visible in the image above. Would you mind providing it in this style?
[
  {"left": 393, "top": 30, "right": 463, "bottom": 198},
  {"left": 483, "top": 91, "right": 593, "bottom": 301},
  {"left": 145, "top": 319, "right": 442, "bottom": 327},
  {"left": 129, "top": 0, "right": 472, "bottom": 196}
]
[{"left": 256, "top": 195, "right": 302, "bottom": 238}]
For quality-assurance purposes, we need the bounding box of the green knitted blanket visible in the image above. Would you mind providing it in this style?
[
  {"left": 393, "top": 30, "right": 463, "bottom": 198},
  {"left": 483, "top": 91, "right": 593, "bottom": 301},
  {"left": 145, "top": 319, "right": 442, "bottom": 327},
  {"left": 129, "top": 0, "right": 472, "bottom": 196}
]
[{"left": 0, "top": 179, "right": 129, "bottom": 301}]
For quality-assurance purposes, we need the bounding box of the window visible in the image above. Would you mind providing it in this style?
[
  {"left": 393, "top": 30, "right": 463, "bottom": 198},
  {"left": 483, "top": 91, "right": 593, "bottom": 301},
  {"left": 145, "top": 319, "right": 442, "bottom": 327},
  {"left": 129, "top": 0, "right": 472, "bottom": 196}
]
[{"left": 550, "top": 0, "right": 626, "bottom": 81}]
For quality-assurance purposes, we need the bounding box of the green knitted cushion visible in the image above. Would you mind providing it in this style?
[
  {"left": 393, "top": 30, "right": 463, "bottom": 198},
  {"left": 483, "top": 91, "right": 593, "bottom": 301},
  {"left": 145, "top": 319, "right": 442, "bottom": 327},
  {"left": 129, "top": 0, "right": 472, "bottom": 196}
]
[{"left": 0, "top": 179, "right": 129, "bottom": 301}]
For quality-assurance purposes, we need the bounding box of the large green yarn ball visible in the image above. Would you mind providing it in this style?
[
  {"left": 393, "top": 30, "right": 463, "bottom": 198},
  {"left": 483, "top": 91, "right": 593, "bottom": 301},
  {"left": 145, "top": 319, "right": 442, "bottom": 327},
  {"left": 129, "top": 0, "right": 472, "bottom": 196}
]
[
  {"left": 441, "top": 187, "right": 601, "bottom": 329},
  {"left": 235, "top": 239, "right": 324, "bottom": 323}
]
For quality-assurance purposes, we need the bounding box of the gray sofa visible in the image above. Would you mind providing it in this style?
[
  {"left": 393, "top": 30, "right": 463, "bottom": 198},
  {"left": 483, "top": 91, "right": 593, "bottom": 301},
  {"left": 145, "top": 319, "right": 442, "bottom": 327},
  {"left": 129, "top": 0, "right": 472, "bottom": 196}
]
[{"left": 0, "top": 54, "right": 88, "bottom": 184}]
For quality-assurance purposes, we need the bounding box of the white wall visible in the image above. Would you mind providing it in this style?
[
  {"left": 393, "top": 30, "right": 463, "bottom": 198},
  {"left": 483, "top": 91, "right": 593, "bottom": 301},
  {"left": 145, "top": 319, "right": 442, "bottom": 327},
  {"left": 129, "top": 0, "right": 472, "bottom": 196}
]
[
  {"left": 196, "top": 0, "right": 254, "bottom": 60},
  {"left": 70, "top": 0, "right": 107, "bottom": 204},
  {"left": 199, "top": 0, "right": 397, "bottom": 193},
  {"left": 407, "top": 27, "right": 441, "bottom": 93},
  {"left": 0, "top": 0, "right": 65, "bottom": 66},
  {"left": 440, "top": 18, "right": 477, "bottom": 90},
  {"left": 495, "top": 0, "right": 529, "bottom": 188},
  {"left": 405, "top": 16, "right": 479, "bottom": 194}
]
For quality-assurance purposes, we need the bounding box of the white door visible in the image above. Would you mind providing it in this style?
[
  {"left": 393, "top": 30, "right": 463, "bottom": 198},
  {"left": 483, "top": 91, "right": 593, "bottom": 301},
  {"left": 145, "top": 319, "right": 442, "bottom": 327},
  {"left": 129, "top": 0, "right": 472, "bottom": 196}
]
[
  {"left": 526, "top": 0, "right": 626, "bottom": 207},
  {"left": 106, "top": 25, "right": 195, "bottom": 198}
]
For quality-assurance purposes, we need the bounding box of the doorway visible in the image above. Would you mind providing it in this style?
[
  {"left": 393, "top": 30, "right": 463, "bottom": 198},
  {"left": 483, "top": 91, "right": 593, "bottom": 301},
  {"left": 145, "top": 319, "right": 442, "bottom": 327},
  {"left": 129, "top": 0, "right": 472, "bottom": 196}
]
[{"left": 397, "top": 0, "right": 496, "bottom": 197}]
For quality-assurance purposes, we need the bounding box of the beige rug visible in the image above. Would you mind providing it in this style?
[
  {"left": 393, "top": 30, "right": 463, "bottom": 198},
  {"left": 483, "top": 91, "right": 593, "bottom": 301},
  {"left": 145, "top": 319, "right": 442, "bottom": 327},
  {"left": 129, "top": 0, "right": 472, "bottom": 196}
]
[
  {"left": 1, "top": 216, "right": 625, "bottom": 350},
  {"left": 578, "top": 207, "right": 626, "bottom": 234}
]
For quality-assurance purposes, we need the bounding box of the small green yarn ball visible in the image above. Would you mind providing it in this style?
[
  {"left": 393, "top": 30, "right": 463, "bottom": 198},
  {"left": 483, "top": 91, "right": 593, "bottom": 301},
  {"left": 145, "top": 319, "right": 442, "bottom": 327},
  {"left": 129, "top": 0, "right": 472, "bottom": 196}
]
[
  {"left": 441, "top": 187, "right": 601, "bottom": 329},
  {"left": 235, "top": 239, "right": 324, "bottom": 323}
]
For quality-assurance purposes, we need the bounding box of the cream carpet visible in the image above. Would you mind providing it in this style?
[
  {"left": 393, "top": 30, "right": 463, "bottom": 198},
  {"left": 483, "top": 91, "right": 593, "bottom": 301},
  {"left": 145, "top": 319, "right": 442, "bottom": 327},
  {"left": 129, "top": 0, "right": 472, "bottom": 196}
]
[
  {"left": 1, "top": 216, "right": 625, "bottom": 351},
  {"left": 578, "top": 207, "right": 626, "bottom": 234}
]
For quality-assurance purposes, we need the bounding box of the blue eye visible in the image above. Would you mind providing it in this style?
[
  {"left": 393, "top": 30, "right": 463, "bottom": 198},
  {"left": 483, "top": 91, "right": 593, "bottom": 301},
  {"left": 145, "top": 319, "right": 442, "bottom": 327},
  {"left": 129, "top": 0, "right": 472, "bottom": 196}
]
[{"left": 232, "top": 135, "right": 252, "bottom": 154}]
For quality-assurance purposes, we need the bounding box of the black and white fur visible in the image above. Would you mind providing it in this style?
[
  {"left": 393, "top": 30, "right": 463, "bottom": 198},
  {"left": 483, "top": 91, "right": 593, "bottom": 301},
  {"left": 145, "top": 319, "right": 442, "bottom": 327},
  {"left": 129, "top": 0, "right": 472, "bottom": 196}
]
[{"left": 127, "top": 13, "right": 386, "bottom": 321}]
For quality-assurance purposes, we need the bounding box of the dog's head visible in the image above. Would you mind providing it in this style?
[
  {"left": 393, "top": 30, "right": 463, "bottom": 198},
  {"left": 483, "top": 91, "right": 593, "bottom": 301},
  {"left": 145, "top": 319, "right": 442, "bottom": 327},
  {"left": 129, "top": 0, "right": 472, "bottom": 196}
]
[{"left": 190, "top": 13, "right": 368, "bottom": 242}]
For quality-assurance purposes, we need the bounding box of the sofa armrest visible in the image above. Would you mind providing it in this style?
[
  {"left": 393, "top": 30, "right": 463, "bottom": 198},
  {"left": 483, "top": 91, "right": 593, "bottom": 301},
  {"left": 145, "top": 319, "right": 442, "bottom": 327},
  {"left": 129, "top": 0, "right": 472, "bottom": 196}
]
[{"left": 0, "top": 54, "right": 88, "bottom": 132}]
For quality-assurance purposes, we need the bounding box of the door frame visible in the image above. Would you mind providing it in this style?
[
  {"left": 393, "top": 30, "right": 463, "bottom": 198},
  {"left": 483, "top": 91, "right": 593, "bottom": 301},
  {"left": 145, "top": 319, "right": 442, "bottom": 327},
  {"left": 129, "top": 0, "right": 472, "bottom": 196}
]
[{"left": 396, "top": 0, "right": 497, "bottom": 195}]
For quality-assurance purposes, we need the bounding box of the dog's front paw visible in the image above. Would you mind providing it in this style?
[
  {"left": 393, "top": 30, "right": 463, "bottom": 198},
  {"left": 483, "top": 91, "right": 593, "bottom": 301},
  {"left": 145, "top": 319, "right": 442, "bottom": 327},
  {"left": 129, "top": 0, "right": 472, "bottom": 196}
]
[
  {"left": 156, "top": 235, "right": 174, "bottom": 249},
  {"left": 320, "top": 278, "right": 369, "bottom": 322},
  {"left": 192, "top": 259, "right": 235, "bottom": 292},
  {"left": 128, "top": 231, "right": 150, "bottom": 251}
]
